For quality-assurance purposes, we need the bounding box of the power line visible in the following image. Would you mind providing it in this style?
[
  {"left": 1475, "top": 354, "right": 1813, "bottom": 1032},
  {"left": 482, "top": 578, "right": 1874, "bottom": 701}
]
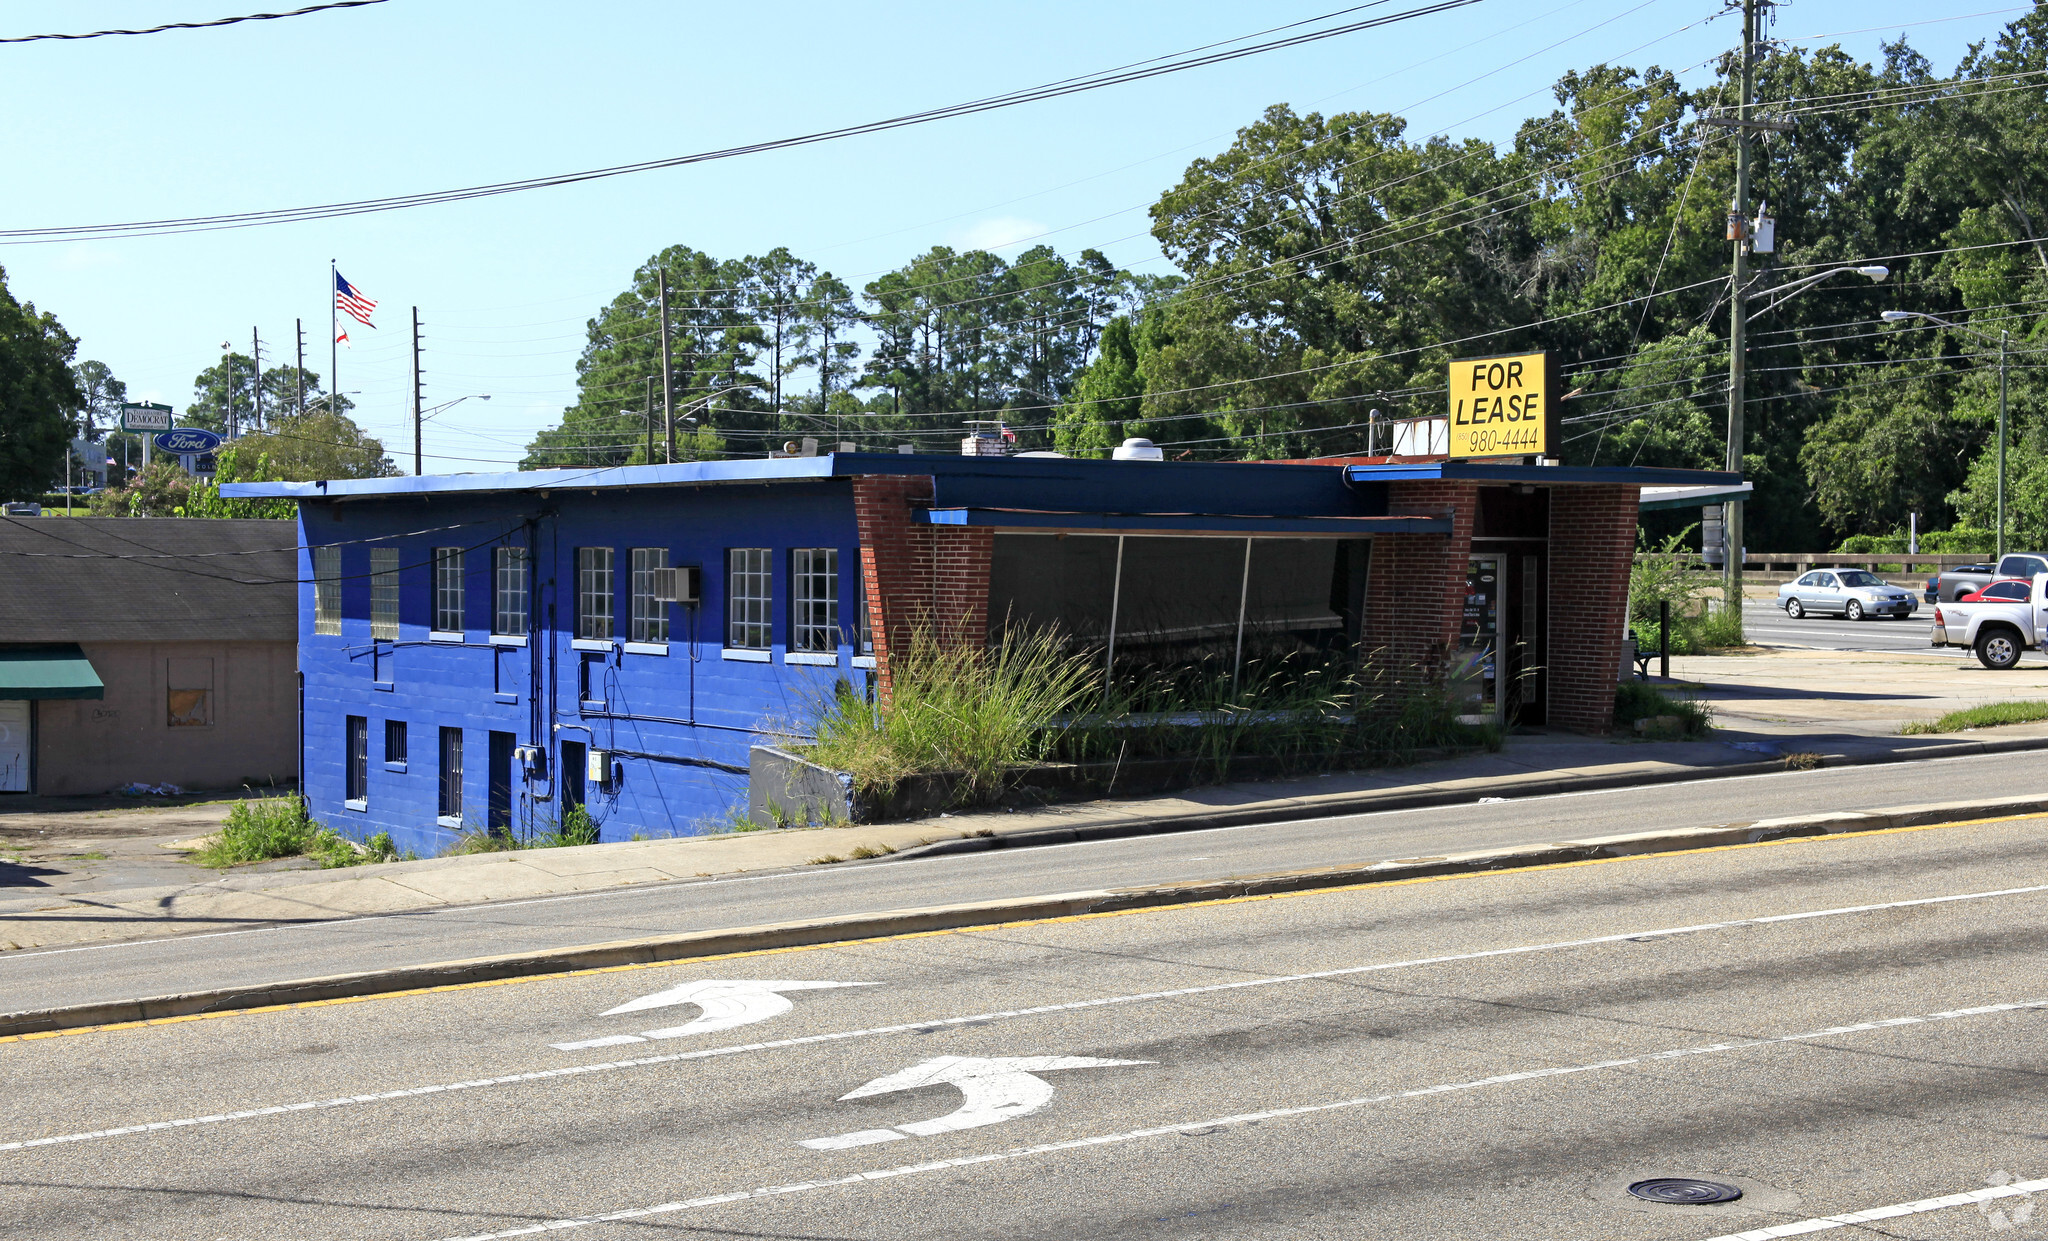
[{"left": 0, "top": 0, "right": 389, "bottom": 44}]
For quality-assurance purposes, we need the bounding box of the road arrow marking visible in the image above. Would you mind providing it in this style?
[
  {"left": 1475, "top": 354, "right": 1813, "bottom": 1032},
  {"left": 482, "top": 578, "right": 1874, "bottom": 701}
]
[
  {"left": 551, "top": 980, "right": 877, "bottom": 1051},
  {"left": 799, "top": 1054, "right": 1150, "bottom": 1150}
]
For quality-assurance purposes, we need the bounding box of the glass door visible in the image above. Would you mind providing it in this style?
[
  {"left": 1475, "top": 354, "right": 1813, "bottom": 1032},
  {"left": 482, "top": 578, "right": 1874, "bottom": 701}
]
[{"left": 1457, "top": 555, "right": 1504, "bottom": 723}]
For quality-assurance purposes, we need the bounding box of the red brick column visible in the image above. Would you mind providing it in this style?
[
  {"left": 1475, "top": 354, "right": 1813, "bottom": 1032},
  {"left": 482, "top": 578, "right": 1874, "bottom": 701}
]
[
  {"left": 1547, "top": 484, "right": 1640, "bottom": 733},
  {"left": 1359, "top": 481, "right": 1477, "bottom": 688},
  {"left": 851, "top": 474, "right": 992, "bottom": 699}
]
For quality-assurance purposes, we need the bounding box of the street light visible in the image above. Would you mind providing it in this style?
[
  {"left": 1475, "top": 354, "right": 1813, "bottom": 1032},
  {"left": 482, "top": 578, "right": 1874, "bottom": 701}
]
[
  {"left": 1721, "top": 263, "right": 1891, "bottom": 608},
  {"left": 1882, "top": 309, "right": 2010, "bottom": 558},
  {"left": 415, "top": 394, "right": 490, "bottom": 475},
  {"left": 1747, "top": 265, "right": 1889, "bottom": 321}
]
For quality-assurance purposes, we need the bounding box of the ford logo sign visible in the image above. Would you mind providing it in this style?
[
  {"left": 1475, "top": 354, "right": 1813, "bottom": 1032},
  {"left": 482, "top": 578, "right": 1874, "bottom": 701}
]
[{"left": 154, "top": 428, "right": 223, "bottom": 453}]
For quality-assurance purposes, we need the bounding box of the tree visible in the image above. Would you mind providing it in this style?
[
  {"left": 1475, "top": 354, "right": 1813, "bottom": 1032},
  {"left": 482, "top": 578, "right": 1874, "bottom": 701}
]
[
  {"left": 72, "top": 360, "right": 126, "bottom": 438},
  {"left": 0, "top": 266, "right": 84, "bottom": 501},
  {"left": 218, "top": 409, "right": 398, "bottom": 481}
]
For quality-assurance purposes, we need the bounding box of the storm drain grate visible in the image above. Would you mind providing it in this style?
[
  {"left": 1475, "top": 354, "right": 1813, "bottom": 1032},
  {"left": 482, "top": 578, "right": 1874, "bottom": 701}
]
[{"left": 1627, "top": 1178, "right": 1744, "bottom": 1205}]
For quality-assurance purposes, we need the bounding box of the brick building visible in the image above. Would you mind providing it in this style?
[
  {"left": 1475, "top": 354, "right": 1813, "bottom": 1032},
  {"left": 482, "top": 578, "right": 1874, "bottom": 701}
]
[{"left": 227, "top": 452, "right": 1736, "bottom": 855}]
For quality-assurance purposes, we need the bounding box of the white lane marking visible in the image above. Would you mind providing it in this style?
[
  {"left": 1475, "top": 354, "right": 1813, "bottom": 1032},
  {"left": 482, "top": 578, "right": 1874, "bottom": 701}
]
[
  {"left": 7, "top": 760, "right": 2035, "bottom": 965},
  {"left": 550, "top": 980, "right": 878, "bottom": 1050},
  {"left": 9, "top": 880, "right": 2048, "bottom": 1154},
  {"left": 1696, "top": 1175, "right": 2048, "bottom": 1239},
  {"left": 433, "top": 997, "right": 2048, "bottom": 1240},
  {"left": 800, "top": 1055, "right": 1150, "bottom": 1149}
]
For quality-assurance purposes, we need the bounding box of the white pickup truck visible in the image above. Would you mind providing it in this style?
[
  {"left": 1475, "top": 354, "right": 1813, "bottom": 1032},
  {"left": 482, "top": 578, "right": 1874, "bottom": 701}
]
[{"left": 1931, "top": 573, "right": 2048, "bottom": 669}]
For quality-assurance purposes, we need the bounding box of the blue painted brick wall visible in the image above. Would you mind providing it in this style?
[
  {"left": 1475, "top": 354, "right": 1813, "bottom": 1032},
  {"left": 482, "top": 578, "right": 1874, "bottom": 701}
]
[{"left": 298, "top": 479, "right": 869, "bottom": 858}]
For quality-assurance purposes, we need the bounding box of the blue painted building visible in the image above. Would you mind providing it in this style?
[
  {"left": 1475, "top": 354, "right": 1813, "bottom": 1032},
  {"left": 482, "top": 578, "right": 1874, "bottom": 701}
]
[{"left": 227, "top": 451, "right": 1737, "bottom": 857}]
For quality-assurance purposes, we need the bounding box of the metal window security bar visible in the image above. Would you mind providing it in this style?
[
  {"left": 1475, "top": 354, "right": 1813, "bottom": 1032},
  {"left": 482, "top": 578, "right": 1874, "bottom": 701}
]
[
  {"left": 369, "top": 548, "right": 400, "bottom": 641},
  {"left": 631, "top": 547, "right": 670, "bottom": 644},
  {"left": 576, "top": 547, "right": 614, "bottom": 641},
  {"left": 792, "top": 548, "right": 838, "bottom": 653},
  {"left": 438, "top": 726, "right": 463, "bottom": 820},
  {"left": 728, "top": 548, "right": 772, "bottom": 649},
  {"left": 433, "top": 547, "right": 464, "bottom": 633},
  {"left": 314, "top": 545, "right": 342, "bottom": 635},
  {"left": 494, "top": 547, "right": 528, "bottom": 635},
  {"left": 346, "top": 715, "right": 367, "bottom": 803},
  {"left": 384, "top": 719, "right": 407, "bottom": 765}
]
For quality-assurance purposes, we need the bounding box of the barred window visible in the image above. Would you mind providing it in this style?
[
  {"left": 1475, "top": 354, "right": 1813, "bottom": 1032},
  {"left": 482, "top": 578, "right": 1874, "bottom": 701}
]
[
  {"left": 434, "top": 547, "right": 464, "bottom": 633},
  {"left": 791, "top": 548, "right": 838, "bottom": 653},
  {"left": 384, "top": 719, "right": 407, "bottom": 765},
  {"left": 631, "top": 547, "right": 670, "bottom": 644},
  {"left": 493, "top": 547, "right": 528, "bottom": 635},
  {"left": 314, "top": 546, "right": 342, "bottom": 635},
  {"left": 370, "top": 548, "right": 400, "bottom": 641},
  {"left": 727, "top": 548, "right": 772, "bottom": 650},
  {"left": 438, "top": 727, "right": 464, "bottom": 819},
  {"left": 577, "top": 547, "right": 614, "bottom": 641},
  {"left": 345, "top": 715, "right": 368, "bottom": 802}
]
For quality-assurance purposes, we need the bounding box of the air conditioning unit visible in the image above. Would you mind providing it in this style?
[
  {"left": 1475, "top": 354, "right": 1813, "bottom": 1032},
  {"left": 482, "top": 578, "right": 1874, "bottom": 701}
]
[{"left": 649, "top": 565, "right": 700, "bottom": 605}]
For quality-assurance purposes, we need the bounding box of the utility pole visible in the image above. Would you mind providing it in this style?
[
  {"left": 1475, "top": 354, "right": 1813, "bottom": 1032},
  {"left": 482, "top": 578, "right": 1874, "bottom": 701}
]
[
  {"left": 252, "top": 327, "right": 263, "bottom": 432},
  {"left": 644, "top": 375, "right": 656, "bottom": 465},
  {"left": 1998, "top": 328, "right": 2010, "bottom": 559},
  {"left": 1721, "top": 0, "right": 1759, "bottom": 623},
  {"left": 295, "top": 319, "right": 305, "bottom": 417},
  {"left": 412, "top": 306, "right": 423, "bottom": 475},
  {"left": 659, "top": 268, "right": 674, "bottom": 463}
]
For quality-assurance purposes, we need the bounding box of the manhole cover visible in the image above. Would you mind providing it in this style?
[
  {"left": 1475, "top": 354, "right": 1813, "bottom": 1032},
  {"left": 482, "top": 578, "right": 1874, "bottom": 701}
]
[{"left": 1627, "top": 1178, "right": 1744, "bottom": 1205}]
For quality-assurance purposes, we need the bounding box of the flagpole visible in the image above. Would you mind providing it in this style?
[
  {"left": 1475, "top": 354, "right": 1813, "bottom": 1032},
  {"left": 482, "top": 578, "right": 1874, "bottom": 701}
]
[{"left": 330, "top": 259, "right": 337, "bottom": 417}]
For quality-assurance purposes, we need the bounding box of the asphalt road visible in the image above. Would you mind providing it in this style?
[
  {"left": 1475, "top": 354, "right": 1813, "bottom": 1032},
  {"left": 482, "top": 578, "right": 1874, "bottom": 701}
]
[
  {"left": 6, "top": 812, "right": 2048, "bottom": 1239},
  {"left": 1741, "top": 598, "right": 1956, "bottom": 655},
  {"left": 5, "top": 750, "right": 2046, "bottom": 1017}
]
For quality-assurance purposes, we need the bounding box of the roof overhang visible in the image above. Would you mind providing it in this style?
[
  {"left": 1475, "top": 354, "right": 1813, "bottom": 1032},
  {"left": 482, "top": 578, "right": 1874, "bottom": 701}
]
[
  {"left": 0, "top": 644, "right": 105, "bottom": 700},
  {"left": 922, "top": 509, "right": 1450, "bottom": 536},
  {"left": 1343, "top": 462, "right": 1745, "bottom": 487},
  {"left": 1639, "top": 481, "right": 1755, "bottom": 511}
]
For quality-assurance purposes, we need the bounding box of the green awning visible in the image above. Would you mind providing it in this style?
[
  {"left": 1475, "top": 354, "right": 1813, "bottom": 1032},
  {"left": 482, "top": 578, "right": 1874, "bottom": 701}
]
[{"left": 0, "top": 645, "right": 104, "bottom": 700}]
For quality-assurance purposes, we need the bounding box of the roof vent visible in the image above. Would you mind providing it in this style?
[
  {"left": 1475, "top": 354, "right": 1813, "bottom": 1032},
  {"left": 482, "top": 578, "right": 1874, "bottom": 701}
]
[{"left": 1112, "top": 437, "right": 1163, "bottom": 462}]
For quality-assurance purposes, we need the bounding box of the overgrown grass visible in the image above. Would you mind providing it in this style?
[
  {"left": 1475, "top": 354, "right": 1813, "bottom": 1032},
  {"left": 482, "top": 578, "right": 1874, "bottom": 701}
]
[
  {"left": 1900, "top": 700, "right": 2048, "bottom": 734},
  {"left": 807, "top": 627, "right": 1098, "bottom": 804},
  {"left": 448, "top": 804, "right": 603, "bottom": 853},
  {"left": 1614, "top": 680, "right": 1714, "bottom": 738},
  {"left": 1631, "top": 528, "right": 1745, "bottom": 652},
  {"left": 804, "top": 628, "right": 1499, "bottom": 808},
  {"left": 190, "top": 797, "right": 412, "bottom": 869}
]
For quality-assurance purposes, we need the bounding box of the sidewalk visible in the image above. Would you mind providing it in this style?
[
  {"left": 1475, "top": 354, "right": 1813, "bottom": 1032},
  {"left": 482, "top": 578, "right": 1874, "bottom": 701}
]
[{"left": 8, "top": 646, "right": 2048, "bottom": 955}]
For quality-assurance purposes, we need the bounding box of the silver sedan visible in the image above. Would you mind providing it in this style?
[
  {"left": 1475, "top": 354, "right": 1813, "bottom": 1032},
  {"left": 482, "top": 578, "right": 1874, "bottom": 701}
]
[{"left": 1778, "top": 568, "right": 1921, "bottom": 620}]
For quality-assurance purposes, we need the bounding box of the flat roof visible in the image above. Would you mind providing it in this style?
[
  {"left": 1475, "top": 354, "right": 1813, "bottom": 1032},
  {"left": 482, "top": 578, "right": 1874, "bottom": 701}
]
[{"left": 1344, "top": 462, "right": 1745, "bottom": 486}]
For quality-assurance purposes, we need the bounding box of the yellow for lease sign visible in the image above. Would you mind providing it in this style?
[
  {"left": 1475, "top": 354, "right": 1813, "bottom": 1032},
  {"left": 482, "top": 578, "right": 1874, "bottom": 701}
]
[{"left": 1447, "top": 351, "right": 1557, "bottom": 459}]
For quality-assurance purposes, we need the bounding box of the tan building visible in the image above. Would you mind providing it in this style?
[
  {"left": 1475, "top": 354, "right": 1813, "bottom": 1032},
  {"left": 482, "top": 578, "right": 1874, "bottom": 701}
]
[{"left": 0, "top": 517, "right": 297, "bottom": 796}]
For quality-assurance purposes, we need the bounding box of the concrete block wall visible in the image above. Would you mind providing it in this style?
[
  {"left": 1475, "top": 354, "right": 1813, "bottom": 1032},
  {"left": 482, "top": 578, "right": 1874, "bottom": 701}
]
[
  {"left": 298, "top": 482, "right": 869, "bottom": 857},
  {"left": 1547, "top": 483, "right": 1640, "bottom": 733}
]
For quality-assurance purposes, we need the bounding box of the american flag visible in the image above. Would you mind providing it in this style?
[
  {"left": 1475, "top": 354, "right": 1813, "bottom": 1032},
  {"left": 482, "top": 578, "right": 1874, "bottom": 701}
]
[{"left": 335, "top": 272, "right": 378, "bottom": 328}]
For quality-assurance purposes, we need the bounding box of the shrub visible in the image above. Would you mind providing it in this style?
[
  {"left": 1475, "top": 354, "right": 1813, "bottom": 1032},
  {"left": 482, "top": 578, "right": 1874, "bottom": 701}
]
[
  {"left": 1614, "top": 680, "right": 1713, "bottom": 737},
  {"left": 192, "top": 796, "right": 315, "bottom": 867}
]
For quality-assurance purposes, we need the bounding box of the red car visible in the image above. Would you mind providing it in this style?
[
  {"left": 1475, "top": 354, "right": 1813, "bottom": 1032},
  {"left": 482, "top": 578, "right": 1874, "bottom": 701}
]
[{"left": 1957, "top": 579, "right": 2036, "bottom": 604}]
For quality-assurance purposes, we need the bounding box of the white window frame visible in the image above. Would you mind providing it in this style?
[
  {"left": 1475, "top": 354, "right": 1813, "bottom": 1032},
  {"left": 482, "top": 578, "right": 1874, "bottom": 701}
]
[
  {"left": 631, "top": 547, "right": 671, "bottom": 645},
  {"left": 314, "top": 545, "right": 342, "bottom": 635},
  {"left": 493, "top": 547, "right": 529, "bottom": 636},
  {"left": 791, "top": 548, "right": 839, "bottom": 655},
  {"left": 370, "top": 548, "right": 400, "bottom": 641},
  {"left": 577, "top": 547, "right": 614, "bottom": 642},
  {"left": 727, "top": 548, "right": 772, "bottom": 650},
  {"left": 433, "top": 547, "right": 464, "bottom": 635}
]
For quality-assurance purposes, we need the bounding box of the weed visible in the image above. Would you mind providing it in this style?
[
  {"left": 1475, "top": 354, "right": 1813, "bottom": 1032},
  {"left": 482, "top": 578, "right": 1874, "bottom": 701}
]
[
  {"left": 75, "top": 850, "right": 108, "bottom": 861},
  {"left": 808, "top": 853, "right": 846, "bottom": 865},
  {"left": 532, "top": 804, "right": 601, "bottom": 849},
  {"left": 1899, "top": 699, "right": 2048, "bottom": 735},
  {"left": 192, "top": 797, "right": 316, "bottom": 867},
  {"left": 1613, "top": 681, "right": 1714, "bottom": 737},
  {"left": 1783, "top": 752, "right": 1823, "bottom": 770},
  {"left": 847, "top": 842, "right": 898, "bottom": 859}
]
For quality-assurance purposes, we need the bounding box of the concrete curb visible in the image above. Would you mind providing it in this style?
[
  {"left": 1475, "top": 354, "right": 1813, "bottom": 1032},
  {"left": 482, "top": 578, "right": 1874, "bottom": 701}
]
[
  {"left": 883, "top": 734, "right": 2048, "bottom": 861},
  {"left": 6, "top": 793, "right": 2044, "bottom": 1040}
]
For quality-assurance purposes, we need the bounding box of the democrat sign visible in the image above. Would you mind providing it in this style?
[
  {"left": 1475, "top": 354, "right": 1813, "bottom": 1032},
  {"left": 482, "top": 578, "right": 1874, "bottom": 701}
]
[
  {"left": 120, "top": 402, "right": 174, "bottom": 432},
  {"left": 154, "top": 428, "right": 223, "bottom": 454},
  {"left": 1447, "top": 350, "right": 1559, "bottom": 460}
]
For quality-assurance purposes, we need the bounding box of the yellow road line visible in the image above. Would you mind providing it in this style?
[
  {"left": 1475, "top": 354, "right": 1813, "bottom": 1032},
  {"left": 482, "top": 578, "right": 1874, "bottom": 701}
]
[{"left": 6, "top": 811, "right": 2043, "bottom": 1046}]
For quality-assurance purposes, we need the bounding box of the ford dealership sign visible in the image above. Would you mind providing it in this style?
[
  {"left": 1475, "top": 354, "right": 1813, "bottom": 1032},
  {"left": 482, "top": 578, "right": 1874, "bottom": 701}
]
[{"left": 154, "top": 428, "right": 223, "bottom": 454}]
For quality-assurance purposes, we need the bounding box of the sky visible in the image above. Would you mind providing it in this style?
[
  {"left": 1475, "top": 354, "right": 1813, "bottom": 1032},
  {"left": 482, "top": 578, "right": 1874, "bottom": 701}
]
[{"left": 0, "top": 0, "right": 2019, "bottom": 473}]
